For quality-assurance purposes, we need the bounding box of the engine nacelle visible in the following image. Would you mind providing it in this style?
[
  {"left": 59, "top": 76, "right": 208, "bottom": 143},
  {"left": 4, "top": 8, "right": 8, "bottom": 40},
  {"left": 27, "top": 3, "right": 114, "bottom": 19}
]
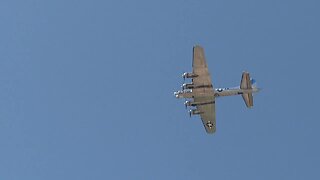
[
  {"left": 182, "top": 83, "right": 194, "bottom": 90},
  {"left": 189, "top": 109, "right": 202, "bottom": 117},
  {"left": 185, "top": 100, "right": 215, "bottom": 108},
  {"left": 184, "top": 100, "right": 195, "bottom": 108},
  {"left": 182, "top": 72, "right": 198, "bottom": 79}
]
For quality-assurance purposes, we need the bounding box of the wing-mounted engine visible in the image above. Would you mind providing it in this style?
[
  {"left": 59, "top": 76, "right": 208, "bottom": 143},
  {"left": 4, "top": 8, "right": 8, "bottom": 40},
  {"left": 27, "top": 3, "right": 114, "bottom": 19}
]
[
  {"left": 184, "top": 100, "right": 215, "bottom": 109},
  {"left": 182, "top": 72, "right": 198, "bottom": 80},
  {"left": 184, "top": 100, "right": 194, "bottom": 109},
  {"left": 182, "top": 83, "right": 213, "bottom": 90},
  {"left": 189, "top": 109, "right": 202, "bottom": 117},
  {"left": 182, "top": 83, "right": 194, "bottom": 90}
]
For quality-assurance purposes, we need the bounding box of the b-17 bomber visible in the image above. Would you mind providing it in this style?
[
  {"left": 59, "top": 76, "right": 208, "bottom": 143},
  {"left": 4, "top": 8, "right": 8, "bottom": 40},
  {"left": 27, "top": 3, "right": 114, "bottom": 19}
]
[{"left": 174, "top": 45, "right": 260, "bottom": 134}]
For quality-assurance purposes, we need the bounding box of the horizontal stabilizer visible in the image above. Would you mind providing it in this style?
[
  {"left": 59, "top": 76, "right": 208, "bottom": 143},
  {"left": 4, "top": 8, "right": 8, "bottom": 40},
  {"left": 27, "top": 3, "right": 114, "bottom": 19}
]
[
  {"left": 240, "top": 72, "right": 251, "bottom": 89},
  {"left": 240, "top": 72, "right": 254, "bottom": 108},
  {"left": 242, "top": 93, "right": 253, "bottom": 108}
]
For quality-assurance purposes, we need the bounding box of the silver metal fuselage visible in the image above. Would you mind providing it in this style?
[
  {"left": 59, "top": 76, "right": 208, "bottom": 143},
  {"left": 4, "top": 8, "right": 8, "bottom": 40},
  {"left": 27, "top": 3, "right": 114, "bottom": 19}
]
[{"left": 174, "top": 87, "right": 260, "bottom": 99}]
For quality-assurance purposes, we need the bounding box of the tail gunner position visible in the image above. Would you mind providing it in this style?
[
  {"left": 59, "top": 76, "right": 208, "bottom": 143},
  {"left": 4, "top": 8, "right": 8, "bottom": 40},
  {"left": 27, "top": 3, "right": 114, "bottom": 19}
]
[{"left": 174, "top": 45, "right": 260, "bottom": 134}]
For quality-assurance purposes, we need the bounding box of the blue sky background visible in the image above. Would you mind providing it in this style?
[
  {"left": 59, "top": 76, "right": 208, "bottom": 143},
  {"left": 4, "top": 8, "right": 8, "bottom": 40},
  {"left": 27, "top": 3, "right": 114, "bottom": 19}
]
[{"left": 1, "top": 0, "right": 320, "bottom": 179}]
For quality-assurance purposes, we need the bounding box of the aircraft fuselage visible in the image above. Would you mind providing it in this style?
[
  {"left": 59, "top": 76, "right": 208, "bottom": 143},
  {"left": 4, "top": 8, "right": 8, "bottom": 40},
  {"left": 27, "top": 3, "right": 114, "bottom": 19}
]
[{"left": 174, "top": 87, "right": 260, "bottom": 99}]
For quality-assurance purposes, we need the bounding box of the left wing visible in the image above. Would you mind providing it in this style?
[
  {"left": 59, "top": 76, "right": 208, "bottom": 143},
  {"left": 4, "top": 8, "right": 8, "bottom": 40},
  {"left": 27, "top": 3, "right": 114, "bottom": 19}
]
[
  {"left": 192, "top": 45, "right": 214, "bottom": 93},
  {"left": 192, "top": 46, "right": 216, "bottom": 134},
  {"left": 194, "top": 96, "right": 216, "bottom": 134}
]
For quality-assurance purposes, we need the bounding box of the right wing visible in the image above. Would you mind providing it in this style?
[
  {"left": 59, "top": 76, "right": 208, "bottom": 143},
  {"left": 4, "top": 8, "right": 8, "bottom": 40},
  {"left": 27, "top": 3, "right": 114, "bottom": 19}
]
[{"left": 194, "top": 96, "right": 216, "bottom": 134}]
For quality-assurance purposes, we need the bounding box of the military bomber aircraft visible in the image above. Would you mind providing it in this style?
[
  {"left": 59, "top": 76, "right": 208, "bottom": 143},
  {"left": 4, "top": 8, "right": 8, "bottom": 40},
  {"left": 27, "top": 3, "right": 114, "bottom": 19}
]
[{"left": 174, "top": 45, "right": 260, "bottom": 134}]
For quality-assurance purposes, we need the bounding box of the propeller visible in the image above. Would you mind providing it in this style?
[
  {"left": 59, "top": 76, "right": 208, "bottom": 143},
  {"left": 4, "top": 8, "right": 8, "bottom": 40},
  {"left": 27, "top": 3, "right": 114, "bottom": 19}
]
[
  {"left": 184, "top": 98, "right": 188, "bottom": 110},
  {"left": 182, "top": 72, "right": 186, "bottom": 82},
  {"left": 181, "top": 72, "right": 186, "bottom": 89},
  {"left": 181, "top": 83, "right": 186, "bottom": 91},
  {"left": 184, "top": 101, "right": 188, "bottom": 109}
]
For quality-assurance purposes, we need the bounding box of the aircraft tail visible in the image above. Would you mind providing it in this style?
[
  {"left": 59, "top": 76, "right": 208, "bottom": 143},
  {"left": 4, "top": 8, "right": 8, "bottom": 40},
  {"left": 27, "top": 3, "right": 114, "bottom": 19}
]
[{"left": 240, "top": 72, "right": 256, "bottom": 108}]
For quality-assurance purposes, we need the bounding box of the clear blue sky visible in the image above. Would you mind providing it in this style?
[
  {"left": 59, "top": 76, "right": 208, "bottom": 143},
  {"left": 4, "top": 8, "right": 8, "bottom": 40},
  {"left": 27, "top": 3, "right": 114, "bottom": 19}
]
[{"left": 1, "top": 0, "right": 319, "bottom": 179}]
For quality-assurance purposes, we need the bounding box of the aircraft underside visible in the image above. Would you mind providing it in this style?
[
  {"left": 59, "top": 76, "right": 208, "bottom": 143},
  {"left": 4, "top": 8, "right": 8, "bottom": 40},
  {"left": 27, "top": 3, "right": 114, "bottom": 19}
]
[{"left": 174, "top": 45, "right": 260, "bottom": 134}]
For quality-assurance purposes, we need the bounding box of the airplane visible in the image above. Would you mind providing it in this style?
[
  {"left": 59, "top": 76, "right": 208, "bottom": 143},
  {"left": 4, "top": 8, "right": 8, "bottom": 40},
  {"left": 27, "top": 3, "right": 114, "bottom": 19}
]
[{"left": 174, "top": 45, "right": 260, "bottom": 134}]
